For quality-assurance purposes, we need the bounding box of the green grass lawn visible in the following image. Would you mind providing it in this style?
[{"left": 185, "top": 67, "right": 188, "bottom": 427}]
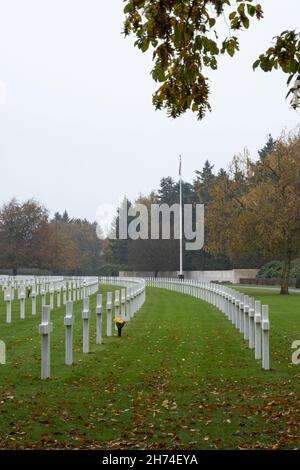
[{"left": 0, "top": 286, "right": 299, "bottom": 450}]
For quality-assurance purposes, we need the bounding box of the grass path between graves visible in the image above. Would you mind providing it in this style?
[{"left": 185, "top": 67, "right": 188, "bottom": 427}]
[{"left": 0, "top": 286, "right": 299, "bottom": 450}]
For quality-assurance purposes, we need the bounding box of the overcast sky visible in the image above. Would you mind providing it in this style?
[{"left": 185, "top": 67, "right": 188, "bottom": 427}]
[{"left": 0, "top": 0, "right": 299, "bottom": 222}]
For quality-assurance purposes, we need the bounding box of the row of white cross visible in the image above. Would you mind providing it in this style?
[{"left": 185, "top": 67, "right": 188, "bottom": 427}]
[
  {"left": 38, "top": 278, "right": 146, "bottom": 379},
  {"left": 1, "top": 277, "right": 99, "bottom": 323},
  {"left": 1, "top": 275, "right": 146, "bottom": 379},
  {"left": 146, "top": 278, "right": 270, "bottom": 371}
]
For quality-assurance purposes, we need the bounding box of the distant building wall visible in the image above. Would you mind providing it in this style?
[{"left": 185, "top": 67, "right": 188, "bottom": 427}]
[{"left": 119, "top": 269, "right": 259, "bottom": 284}]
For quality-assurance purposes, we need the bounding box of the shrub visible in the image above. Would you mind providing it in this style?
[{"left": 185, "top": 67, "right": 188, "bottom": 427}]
[
  {"left": 256, "top": 260, "right": 282, "bottom": 279},
  {"left": 257, "top": 259, "right": 300, "bottom": 283},
  {"left": 290, "top": 259, "right": 300, "bottom": 278}
]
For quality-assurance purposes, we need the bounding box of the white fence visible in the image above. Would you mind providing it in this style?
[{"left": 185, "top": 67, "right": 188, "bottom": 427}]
[
  {"left": 99, "top": 276, "right": 146, "bottom": 322},
  {"left": 145, "top": 278, "right": 270, "bottom": 371}
]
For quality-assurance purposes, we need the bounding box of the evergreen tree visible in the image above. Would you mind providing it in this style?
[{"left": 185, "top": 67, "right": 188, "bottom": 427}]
[
  {"left": 62, "top": 210, "right": 70, "bottom": 224},
  {"left": 52, "top": 212, "right": 62, "bottom": 223},
  {"left": 195, "top": 160, "right": 215, "bottom": 204},
  {"left": 258, "top": 134, "right": 276, "bottom": 161},
  {"left": 217, "top": 168, "right": 227, "bottom": 179},
  {"left": 158, "top": 177, "right": 177, "bottom": 205}
]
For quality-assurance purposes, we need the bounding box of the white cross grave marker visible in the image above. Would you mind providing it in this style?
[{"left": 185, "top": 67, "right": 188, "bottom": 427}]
[
  {"left": 121, "top": 288, "right": 126, "bottom": 320},
  {"left": 243, "top": 295, "right": 249, "bottom": 340},
  {"left": 49, "top": 283, "right": 54, "bottom": 310},
  {"left": 254, "top": 300, "right": 262, "bottom": 360},
  {"left": 32, "top": 286, "right": 37, "bottom": 316},
  {"left": 57, "top": 287, "right": 61, "bottom": 308},
  {"left": 106, "top": 292, "right": 112, "bottom": 336},
  {"left": 248, "top": 298, "right": 255, "bottom": 349},
  {"left": 114, "top": 290, "right": 120, "bottom": 331},
  {"left": 262, "top": 305, "right": 270, "bottom": 370},
  {"left": 63, "top": 285, "right": 67, "bottom": 305},
  {"left": 96, "top": 294, "right": 102, "bottom": 344},
  {"left": 19, "top": 284, "right": 26, "bottom": 320},
  {"left": 64, "top": 301, "right": 74, "bottom": 365},
  {"left": 39, "top": 305, "right": 53, "bottom": 380},
  {"left": 4, "top": 286, "right": 12, "bottom": 323},
  {"left": 82, "top": 297, "right": 90, "bottom": 353}
]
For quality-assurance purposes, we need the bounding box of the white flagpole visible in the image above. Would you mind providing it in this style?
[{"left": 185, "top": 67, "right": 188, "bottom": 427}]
[{"left": 179, "top": 155, "right": 183, "bottom": 277}]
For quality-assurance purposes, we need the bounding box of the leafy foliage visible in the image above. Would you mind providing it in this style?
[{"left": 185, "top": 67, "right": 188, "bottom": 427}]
[
  {"left": 0, "top": 199, "right": 49, "bottom": 275},
  {"left": 123, "top": 1, "right": 300, "bottom": 119},
  {"left": 257, "top": 259, "right": 300, "bottom": 280},
  {"left": 290, "top": 259, "right": 300, "bottom": 278},
  {"left": 253, "top": 30, "right": 300, "bottom": 109},
  {"left": 0, "top": 202, "right": 105, "bottom": 275},
  {"left": 206, "top": 131, "right": 300, "bottom": 293},
  {"left": 256, "top": 260, "right": 282, "bottom": 279}
]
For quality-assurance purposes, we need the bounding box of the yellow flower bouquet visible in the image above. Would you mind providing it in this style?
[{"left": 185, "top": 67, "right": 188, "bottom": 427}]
[{"left": 114, "top": 317, "right": 126, "bottom": 336}]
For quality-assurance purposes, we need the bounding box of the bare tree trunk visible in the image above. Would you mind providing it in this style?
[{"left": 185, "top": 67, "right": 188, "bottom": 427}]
[{"left": 280, "top": 251, "right": 292, "bottom": 295}]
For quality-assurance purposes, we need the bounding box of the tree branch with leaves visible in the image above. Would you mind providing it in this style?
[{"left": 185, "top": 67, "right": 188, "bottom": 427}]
[{"left": 123, "top": 0, "right": 300, "bottom": 119}]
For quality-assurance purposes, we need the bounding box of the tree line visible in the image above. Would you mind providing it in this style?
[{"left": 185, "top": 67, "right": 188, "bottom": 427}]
[
  {"left": 1, "top": 131, "right": 300, "bottom": 293},
  {"left": 0, "top": 201, "right": 104, "bottom": 276},
  {"left": 206, "top": 131, "right": 300, "bottom": 294},
  {"left": 105, "top": 131, "right": 300, "bottom": 293}
]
